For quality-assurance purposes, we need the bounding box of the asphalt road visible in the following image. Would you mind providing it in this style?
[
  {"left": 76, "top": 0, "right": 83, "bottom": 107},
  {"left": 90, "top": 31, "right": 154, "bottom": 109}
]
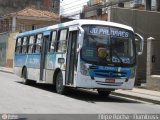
[{"left": 0, "top": 71, "right": 160, "bottom": 115}]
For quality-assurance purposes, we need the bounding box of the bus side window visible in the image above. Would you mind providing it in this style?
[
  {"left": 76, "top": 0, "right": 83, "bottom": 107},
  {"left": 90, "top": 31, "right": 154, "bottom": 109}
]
[
  {"left": 28, "top": 36, "right": 35, "bottom": 54},
  {"left": 22, "top": 37, "right": 28, "bottom": 54},
  {"left": 35, "top": 34, "right": 43, "bottom": 53},
  {"left": 57, "top": 29, "right": 68, "bottom": 52},
  {"left": 15, "top": 38, "right": 22, "bottom": 54},
  {"left": 50, "top": 31, "right": 57, "bottom": 52}
]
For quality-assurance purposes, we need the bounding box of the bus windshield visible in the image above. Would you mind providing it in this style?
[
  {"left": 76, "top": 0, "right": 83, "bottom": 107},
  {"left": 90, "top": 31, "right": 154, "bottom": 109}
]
[{"left": 81, "top": 25, "right": 135, "bottom": 66}]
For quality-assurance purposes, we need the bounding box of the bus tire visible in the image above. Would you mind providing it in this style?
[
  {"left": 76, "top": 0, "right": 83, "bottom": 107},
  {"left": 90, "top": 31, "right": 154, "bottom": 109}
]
[
  {"left": 56, "top": 71, "right": 66, "bottom": 94},
  {"left": 22, "top": 67, "right": 30, "bottom": 85},
  {"left": 97, "top": 89, "right": 111, "bottom": 97}
]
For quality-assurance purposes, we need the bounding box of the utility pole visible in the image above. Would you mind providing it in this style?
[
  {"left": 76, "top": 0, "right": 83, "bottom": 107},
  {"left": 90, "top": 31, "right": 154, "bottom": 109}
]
[
  {"left": 156, "top": 0, "right": 160, "bottom": 11},
  {"left": 145, "top": 0, "right": 151, "bottom": 11}
]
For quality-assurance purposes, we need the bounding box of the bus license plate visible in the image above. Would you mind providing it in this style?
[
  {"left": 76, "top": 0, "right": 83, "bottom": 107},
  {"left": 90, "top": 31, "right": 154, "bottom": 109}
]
[{"left": 105, "top": 79, "right": 115, "bottom": 83}]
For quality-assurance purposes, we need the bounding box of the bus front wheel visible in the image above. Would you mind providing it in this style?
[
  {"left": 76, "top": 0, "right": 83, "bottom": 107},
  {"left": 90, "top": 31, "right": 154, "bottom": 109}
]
[
  {"left": 97, "top": 89, "right": 111, "bottom": 97},
  {"left": 56, "top": 71, "right": 66, "bottom": 94}
]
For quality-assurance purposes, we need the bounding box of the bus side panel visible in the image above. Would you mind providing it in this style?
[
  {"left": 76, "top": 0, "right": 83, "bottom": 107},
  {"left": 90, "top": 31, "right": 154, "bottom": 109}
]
[
  {"left": 26, "top": 54, "right": 41, "bottom": 81},
  {"left": 45, "top": 53, "right": 66, "bottom": 84},
  {"left": 54, "top": 53, "right": 66, "bottom": 85},
  {"left": 27, "top": 68, "right": 40, "bottom": 81},
  {"left": 14, "top": 54, "right": 28, "bottom": 77},
  {"left": 45, "top": 53, "right": 56, "bottom": 84},
  {"left": 45, "top": 69, "right": 54, "bottom": 84}
]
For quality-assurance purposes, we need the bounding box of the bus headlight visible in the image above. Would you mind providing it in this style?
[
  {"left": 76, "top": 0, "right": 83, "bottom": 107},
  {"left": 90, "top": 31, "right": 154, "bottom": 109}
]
[{"left": 80, "top": 62, "right": 89, "bottom": 76}]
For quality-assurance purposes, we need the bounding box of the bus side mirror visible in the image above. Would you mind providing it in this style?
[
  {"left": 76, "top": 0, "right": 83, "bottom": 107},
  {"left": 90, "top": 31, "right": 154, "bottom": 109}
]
[
  {"left": 135, "top": 33, "right": 144, "bottom": 55},
  {"left": 77, "top": 26, "right": 84, "bottom": 52}
]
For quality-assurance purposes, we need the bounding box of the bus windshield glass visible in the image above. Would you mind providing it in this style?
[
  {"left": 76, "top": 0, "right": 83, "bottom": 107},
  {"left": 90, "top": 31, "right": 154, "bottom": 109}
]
[{"left": 81, "top": 25, "right": 135, "bottom": 66}]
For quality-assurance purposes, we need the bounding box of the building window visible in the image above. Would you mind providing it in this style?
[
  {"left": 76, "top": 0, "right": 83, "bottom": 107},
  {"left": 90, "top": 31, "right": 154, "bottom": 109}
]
[
  {"left": 19, "top": 23, "right": 25, "bottom": 32},
  {"left": 32, "top": 24, "right": 37, "bottom": 30}
]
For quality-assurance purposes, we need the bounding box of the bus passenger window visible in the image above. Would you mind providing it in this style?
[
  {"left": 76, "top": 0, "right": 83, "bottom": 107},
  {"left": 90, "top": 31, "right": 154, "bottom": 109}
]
[
  {"left": 28, "top": 36, "right": 35, "bottom": 53},
  {"left": 57, "top": 29, "right": 68, "bottom": 52},
  {"left": 22, "top": 37, "right": 28, "bottom": 54},
  {"left": 15, "top": 38, "right": 22, "bottom": 54},
  {"left": 35, "top": 34, "right": 43, "bottom": 53},
  {"left": 50, "top": 31, "right": 57, "bottom": 52}
]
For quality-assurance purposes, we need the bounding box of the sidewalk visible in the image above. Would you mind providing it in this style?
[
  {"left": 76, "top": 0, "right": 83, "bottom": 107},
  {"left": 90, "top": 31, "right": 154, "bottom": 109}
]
[
  {"left": 0, "top": 66, "right": 160, "bottom": 104},
  {"left": 0, "top": 66, "right": 13, "bottom": 73},
  {"left": 113, "top": 88, "right": 160, "bottom": 104}
]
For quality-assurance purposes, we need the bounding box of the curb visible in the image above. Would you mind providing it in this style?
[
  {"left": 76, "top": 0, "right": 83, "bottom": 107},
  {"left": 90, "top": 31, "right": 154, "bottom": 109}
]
[
  {"left": 0, "top": 69, "right": 13, "bottom": 74},
  {"left": 112, "top": 92, "right": 160, "bottom": 105}
]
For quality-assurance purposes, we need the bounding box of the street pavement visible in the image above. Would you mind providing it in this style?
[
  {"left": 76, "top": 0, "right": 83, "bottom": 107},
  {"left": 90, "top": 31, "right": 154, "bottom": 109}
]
[
  {"left": 0, "top": 70, "right": 160, "bottom": 114},
  {"left": 0, "top": 66, "right": 160, "bottom": 105}
]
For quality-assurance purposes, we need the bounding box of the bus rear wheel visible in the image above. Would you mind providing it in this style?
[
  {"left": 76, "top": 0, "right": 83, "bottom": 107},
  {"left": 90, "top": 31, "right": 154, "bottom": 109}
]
[
  {"left": 97, "top": 89, "right": 111, "bottom": 97},
  {"left": 56, "top": 71, "right": 66, "bottom": 94},
  {"left": 22, "top": 68, "right": 30, "bottom": 85}
]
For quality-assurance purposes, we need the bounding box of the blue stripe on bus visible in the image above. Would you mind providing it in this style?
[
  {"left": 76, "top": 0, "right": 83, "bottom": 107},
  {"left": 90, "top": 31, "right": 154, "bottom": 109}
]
[
  {"left": 88, "top": 65, "right": 132, "bottom": 79},
  {"left": 14, "top": 53, "right": 58, "bottom": 69},
  {"left": 14, "top": 54, "right": 41, "bottom": 68},
  {"left": 46, "top": 53, "right": 56, "bottom": 69}
]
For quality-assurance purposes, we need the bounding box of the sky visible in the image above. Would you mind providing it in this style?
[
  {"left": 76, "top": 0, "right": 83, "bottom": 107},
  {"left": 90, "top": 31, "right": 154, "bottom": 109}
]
[{"left": 60, "top": 0, "right": 89, "bottom": 17}]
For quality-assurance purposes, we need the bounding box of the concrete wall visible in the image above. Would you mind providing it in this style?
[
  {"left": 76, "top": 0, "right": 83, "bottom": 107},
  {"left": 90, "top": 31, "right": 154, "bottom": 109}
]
[
  {"left": 0, "top": 17, "right": 59, "bottom": 68},
  {"left": 0, "top": 32, "right": 17, "bottom": 67},
  {"left": 147, "top": 75, "right": 160, "bottom": 91},
  {"left": 110, "top": 7, "right": 160, "bottom": 82},
  {"left": 0, "top": 33, "right": 8, "bottom": 66},
  {"left": 16, "top": 18, "right": 58, "bottom": 32},
  {"left": 0, "top": 0, "right": 60, "bottom": 16},
  {"left": 6, "top": 32, "right": 17, "bottom": 67}
]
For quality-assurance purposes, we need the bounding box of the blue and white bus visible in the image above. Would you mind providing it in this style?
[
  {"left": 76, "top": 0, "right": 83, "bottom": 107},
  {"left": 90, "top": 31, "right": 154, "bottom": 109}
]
[{"left": 14, "top": 20, "right": 143, "bottom": 96}]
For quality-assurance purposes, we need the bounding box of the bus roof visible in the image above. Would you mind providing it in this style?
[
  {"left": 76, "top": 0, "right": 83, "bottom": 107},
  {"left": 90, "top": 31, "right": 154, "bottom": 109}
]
[{"left": 16, "top": 19, "right": 134, "bottom": 38}]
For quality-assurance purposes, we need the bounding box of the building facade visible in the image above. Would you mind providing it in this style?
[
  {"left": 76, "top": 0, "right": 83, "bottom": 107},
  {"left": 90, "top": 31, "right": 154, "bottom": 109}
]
[
  {"left": 0, "top": 0, "right": 60, "bottom": 16},
  {"left": 0, "top": 7, "right": 60, "bottom": 67},
  {"left": 82, "top": 0, "right": 160, "bottom": 20},
  {"left": 110, "top": 7, "right": 160, "bottom": 90},
  {"left": 81, "top": 0, "right": 160, "bottom": 89}
]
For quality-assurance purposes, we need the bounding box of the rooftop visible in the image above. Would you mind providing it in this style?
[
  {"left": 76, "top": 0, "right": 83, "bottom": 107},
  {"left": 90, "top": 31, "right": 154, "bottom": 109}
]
[{"left": 3, "top": 7, "right": 60, "bottom": 21}]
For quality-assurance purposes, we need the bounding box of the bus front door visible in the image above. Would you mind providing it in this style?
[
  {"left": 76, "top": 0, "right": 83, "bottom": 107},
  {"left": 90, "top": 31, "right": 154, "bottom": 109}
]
[
  {"left": 66, "top": 31, "right": 78, "bottom": 85},
  {"left": 40, "top": 34, "right": 50, "bottom": 81}
]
